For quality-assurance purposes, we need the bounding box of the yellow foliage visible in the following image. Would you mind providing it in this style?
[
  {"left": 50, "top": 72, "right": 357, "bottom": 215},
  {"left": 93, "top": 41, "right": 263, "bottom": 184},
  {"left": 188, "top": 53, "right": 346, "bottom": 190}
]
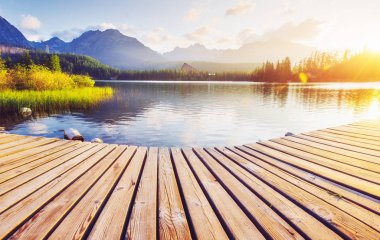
[
  {"left": 26, "top": 65, "right": 75, "bottom": 90},
  {"left": 71, "top": 75, "right": 95, "bottom": 87},
  {"left": 0, "top": 64, "right": 95, "bottom": 91},
  {"left": 299, "top": 72, "right": 308, "bottom": 84}
]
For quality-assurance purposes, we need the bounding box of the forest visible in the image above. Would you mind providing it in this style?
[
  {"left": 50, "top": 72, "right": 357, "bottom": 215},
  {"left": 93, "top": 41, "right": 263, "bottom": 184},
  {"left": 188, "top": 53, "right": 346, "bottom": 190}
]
[{"left": 2, "top": 49, "right": 380, "bottom": 82}]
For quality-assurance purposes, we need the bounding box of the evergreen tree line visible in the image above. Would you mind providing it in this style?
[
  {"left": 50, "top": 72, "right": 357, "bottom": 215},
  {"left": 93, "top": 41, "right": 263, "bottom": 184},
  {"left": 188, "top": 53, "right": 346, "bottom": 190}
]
[{"left": 2, "top": 49, "right": 380, "bottom": 82}]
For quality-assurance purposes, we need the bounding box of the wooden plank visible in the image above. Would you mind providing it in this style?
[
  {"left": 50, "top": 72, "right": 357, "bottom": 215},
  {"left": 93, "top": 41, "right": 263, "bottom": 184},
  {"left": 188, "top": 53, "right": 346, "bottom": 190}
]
[
  {"left": 182, "top": 148, "right": 265, "bottom": 240},
  {"left": 311, "top": 130, "right": 380, "bottom": 148},
  {"left": 0, "top": 142, "right": 97, "bottom": 196},
  {"left": 212, "top": 147, "right": 343, "bottom": 239},
  {"left": 347, "top": 124, "right": 380, "bottom": 131},
  {"left": 0, "top": 135, "right": 27, "bottom": 145},
  {"left": 0, "top": 136, "right": 43, "bottom": 151},
  {"left": 7, "top": 145, "right": 129, "bottom": 239},
  {"left": 220, "top": 147, "right": 380, "bottom": 232},
  {"left": 350, "top": 122, "right": 380, "bottom": 129},
  {"left": 158, "top": 147, "right": 192, "bottom": 240},
  {"left": 331, "top": 126, "right": 380, "bottom": 138},
  {"left": 0, "top": 142, "right": 85, "bottom": 183},
  {"left": 295, "top": 134, "right": 380, "bottom": 161},
  {"left": 0, "top": 140, "right": 79, "bottom": 175},
  {"left": 322, "top": 129, "right": 380, "bottom": 142},
  {"left": 88, "top": 147, "right": 145, "bottom": 240},
  {"left": 0, "top": 140, "right": 75, "bottom": 167},
  {"left": 40, "top": 146, "right": 132, "bottom": 240},
  {"left": 194, "top": 147, "right": 304, "bottom": 239},
  {"left": 282, "top": 135, "right": 380, "bottom": 166},
  {"left": 0, "top": 143, "right": 109, "bottom": 213},
  {"left": 0, "top": 145, "right": 119, "bottom": 238},
  {"left": 0, "top": 137, "right": 59, "bottom": 158},
  {"left": 221, "top": 146, "right": 380, "bottom": 239},
  {"left": 245, "top": 143, "right": 380, "bottom": 199},
  {"left": 280, "top": 135, "right": 380, "bottom": 172},
  {"left": 264, "top": 139, "right": 380, "bottom": 181},
  {"left": 235, "top": 145, "right": 380, "bottom": 214},
  {"left": 126, "top": 147, "right": 158, "bottom": 240},
  {"left": 171, "top": 148, "right": 228, "bottom": 240}
]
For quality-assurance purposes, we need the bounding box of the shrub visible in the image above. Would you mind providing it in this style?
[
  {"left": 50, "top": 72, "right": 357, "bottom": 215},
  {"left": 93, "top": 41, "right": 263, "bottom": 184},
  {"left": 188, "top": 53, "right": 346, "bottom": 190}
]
[
  {"left": 7, "top": 65, "right": 28, "bottom": 90},
  {"left": 0, "top": 70, "right": 10, "bottom": 90},
  {"left": 0, "top": 64, "right": 96, "bottom": 91},
  {"left": 25, "top": 65, "right": 75, "bottom": 90},
  {"left": 71, "top": 74, "right": 95, "bottom": 87}
]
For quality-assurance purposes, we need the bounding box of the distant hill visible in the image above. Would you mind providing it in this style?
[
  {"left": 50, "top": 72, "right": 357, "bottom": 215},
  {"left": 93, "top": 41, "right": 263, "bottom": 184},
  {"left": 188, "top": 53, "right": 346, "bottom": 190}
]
[
  {"left": 0, "top": 15, "right": 314, "bottom": 71},
  {"left": 34, "top": 29, "right": 164, "bottom": 70},
  {"left": 0, "top": 16, "right": 163, "bottom": 70},
  {"left": 151, "top": 61, "right": 260, "bottom": 73},
  {"left": 163, "top": 40, "right": 316, "bottom": 63},
  {"left": 181, "top": 63, "right": 198, "bottom": 73},
  {"left": 164, "top": 44, "right": 221, "bottom": 62}
]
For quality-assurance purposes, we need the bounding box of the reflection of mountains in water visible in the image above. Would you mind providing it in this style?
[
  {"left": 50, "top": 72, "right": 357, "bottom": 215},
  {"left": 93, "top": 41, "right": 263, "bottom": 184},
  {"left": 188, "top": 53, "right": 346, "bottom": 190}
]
[
  {"left": 89, "top": 82, "right": 378, "bottom": 122},
  {"left": 2, "top": 83, "right": 378, "bottom": 130}
]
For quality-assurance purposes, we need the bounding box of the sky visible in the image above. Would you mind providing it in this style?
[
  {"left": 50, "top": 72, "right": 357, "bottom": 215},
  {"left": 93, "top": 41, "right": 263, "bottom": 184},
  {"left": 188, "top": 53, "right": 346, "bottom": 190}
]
[{"left": 0, "top": 0, "right": 380, "bottom": 53}]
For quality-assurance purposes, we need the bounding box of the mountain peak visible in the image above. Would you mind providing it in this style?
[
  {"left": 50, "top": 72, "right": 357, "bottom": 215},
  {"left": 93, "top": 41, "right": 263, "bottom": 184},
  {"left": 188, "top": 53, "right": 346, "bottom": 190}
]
[
  {"left": 0, "top": 15, "right": 30, "bottom": 48},
  {"left": 47, "top": 36, "right": 65, "bottom": 43}
]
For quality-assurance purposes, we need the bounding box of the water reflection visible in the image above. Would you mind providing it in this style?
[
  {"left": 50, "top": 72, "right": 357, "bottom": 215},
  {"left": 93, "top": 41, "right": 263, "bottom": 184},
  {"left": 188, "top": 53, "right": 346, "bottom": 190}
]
[{"left": 2, "top": 81, "right": 380, "bottom": 147}]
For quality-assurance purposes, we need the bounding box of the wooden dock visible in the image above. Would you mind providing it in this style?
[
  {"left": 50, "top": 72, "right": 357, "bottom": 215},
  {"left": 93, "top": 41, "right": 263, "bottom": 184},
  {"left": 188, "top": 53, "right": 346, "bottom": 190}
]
[{"left": 0, "top": 120, "right": 379, "bottom": 239}]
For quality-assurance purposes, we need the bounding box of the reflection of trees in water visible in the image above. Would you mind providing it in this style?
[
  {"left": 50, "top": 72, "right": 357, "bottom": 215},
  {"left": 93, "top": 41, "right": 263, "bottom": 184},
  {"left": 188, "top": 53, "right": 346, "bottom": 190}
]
[{"left": 2, "top": 83, "right": 378, "bottom": 130}]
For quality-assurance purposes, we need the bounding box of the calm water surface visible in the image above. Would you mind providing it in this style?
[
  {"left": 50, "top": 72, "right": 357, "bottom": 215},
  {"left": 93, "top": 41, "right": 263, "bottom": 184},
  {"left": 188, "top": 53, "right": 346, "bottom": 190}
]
[{"left": 2, "top": 81, "right": 380, "bottom": 147}]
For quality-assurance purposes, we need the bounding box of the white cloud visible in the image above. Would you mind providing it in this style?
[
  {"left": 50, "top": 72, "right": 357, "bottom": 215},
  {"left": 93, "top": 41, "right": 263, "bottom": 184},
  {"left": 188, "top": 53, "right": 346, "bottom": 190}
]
[
  {"left": 24, "top": 33, "right": 42, "bottom": 41},
  {"left": 186, "top": 26, "right": 210, "bottom": 41},
  {"left": 238, "top": 19, "right": 322, "bottom": 45},
  {"left": 184, "top": 8, "right": 201, "bottom": 22},
  {"left": 52, "top": 28, "right": 83, "bottom": 41},
  {"left": 225, "top": 1, "right": 254, "bottom": 16},
  {"left": 20, "top": 15, "right": 41, "bottom": 30},
  {"left": 141, "top": 27, "right": 186, "bottom": 52},
  {"left": 262, "top": 19, "right": 322, "bottom": 42}
]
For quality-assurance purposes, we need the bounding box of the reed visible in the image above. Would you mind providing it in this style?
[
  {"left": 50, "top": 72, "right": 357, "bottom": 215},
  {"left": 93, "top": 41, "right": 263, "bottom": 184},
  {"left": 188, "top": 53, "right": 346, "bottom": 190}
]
[{"left": 0, "top": 87, "right": 113, "bottom": 114}]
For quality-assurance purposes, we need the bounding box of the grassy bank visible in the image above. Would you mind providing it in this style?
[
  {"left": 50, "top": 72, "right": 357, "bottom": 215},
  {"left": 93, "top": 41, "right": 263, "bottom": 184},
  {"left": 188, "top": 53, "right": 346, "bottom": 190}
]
[
  {"left": 0, "top": 56, "right": 114, "bottom": 115},
  {"left": 0, "top": 87, "right": 113, "bottom": 114}
]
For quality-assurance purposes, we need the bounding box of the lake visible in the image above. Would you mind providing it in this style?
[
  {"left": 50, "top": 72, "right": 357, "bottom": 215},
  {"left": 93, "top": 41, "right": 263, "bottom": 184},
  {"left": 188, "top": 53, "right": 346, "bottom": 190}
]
[{"left": 2, "top": 81, "right": 380, "bottom": 147}]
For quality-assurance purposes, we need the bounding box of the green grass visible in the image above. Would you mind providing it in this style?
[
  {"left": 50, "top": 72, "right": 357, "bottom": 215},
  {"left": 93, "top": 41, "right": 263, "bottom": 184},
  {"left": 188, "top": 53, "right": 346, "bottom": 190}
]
[{"left": 0, "top": 87, "right": 113, "bottom": 114}]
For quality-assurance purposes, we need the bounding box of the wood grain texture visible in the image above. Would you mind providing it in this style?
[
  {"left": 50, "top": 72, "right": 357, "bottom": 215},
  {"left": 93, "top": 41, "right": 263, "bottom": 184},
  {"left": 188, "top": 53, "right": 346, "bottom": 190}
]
[
  {"left": 127, "top": 147, "right": 158, "bottom": 240},
  {"left": 88, "top": 146, "right": 144, "bottom": 240},
  {"left": 246, "top": 143, "right": 380, "bottom": 199},
  {"left": 171, "top": 147, "right": 228, "bottom": 240},
  {"left": 195, "top": 147, "right": 303, "bottom": 240},
  {"left": 0, "top": 120, "right": 379, "bottom": 239},
  {"left": 182, "top": 148, "right": 265, "bottom": 240},
  {"left": 8, "top": 145, "right": 127, "bottom": 240},
  {"left": 158, "top": 147, "right": 192, "bottom": 240}
]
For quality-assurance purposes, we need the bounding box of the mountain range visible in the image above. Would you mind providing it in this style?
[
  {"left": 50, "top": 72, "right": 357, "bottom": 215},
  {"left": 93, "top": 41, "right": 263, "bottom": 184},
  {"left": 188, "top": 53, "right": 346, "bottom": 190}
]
[{"left": 0, "top": 16, "right": 316, "bottom": 71}]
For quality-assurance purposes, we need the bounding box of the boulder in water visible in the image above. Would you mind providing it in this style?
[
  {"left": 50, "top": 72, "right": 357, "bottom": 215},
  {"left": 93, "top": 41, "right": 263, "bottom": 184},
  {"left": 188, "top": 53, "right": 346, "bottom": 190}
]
[
  {"left": 64, "top": 128, "right": 84, "bottom": 141},
  {"left": 19, "top": 107, "right": 32, "bottom": 116},
  {"left": 285, "top": 132, "right": 295, "bottom": 137},
  {"left": 91, "top": 138, "right": 103, "bottom": 143}
]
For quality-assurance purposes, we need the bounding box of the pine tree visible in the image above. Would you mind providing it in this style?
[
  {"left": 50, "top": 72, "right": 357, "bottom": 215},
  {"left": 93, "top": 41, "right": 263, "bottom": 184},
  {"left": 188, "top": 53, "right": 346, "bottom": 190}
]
[
  {"left": 0, "top": 57, "right": 6, "bottom": 70},
  {"left": 21, "top": 51, "right": 34, "bottom": 68},
  {"left": 51, "top": 54, "right": 61, "bottom": 72}
]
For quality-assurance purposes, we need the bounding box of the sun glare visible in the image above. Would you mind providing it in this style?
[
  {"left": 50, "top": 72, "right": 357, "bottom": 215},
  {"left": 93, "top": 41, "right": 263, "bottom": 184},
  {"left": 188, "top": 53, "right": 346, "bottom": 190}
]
[{"left": 365, "top": 40, "right": 380, "bottom": 52}]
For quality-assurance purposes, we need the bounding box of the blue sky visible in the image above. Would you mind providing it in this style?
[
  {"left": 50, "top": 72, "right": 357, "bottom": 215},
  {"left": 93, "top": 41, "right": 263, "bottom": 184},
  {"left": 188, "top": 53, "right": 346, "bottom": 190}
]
[{"left": 1, "top": 0, "right": 380, "bottom": 52}]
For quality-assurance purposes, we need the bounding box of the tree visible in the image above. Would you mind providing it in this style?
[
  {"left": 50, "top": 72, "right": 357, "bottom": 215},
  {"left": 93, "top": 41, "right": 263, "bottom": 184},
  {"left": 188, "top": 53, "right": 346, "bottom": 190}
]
[
  {"left": 0, "top": 57, "right": 6, "bottom": 70},
  {"left": 50, "top": 54, "right": 61, "bottom": 72},
  {"left": 21, "top": 51, "right": 34, "bottom": 68}
]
